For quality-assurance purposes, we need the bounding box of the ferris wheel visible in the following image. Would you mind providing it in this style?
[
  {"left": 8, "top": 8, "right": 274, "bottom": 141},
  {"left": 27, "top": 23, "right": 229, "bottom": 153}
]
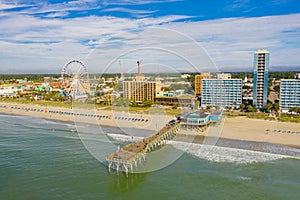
[{"left": 61, "top": 60, "right": 90, "bottom": 100}]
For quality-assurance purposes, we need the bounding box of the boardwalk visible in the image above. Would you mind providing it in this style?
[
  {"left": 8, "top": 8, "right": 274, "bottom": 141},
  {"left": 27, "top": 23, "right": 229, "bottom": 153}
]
[{"left": 105, "top": 122, "right": 180, "bottom": 176}]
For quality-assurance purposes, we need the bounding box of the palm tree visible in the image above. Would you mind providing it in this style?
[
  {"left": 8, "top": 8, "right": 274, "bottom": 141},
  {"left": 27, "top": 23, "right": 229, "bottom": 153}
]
[
  {"left": 240, "top": 104, "right": 245, "bottom": 111},
  {"left": 247, "top": 105, "right": 253, "bottom": 112},
  {"left": 233, "top": 101, "right": 237, "bottom": 108},
  {"left": 293, "top": 107, "right": 299, "bottom": 114},
  {"left": 274, "top": 102, "right": 280, "bottom": 112},
  {"left": 265, "top": 103, "right": 272, "bottom": 113}
]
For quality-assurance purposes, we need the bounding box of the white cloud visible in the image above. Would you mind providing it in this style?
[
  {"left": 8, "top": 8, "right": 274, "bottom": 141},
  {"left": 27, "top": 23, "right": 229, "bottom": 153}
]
[
  {"left": 0, "top": 12, "right": 193, "bottom": 73},
  {"left": 0, "top": 0, "right": 100, "bottom": 18},
  {"left": 163, "top": 14, "right": 300, "bottom": 70},
  {"left": 0, "top": 0, "right": 179, "bottom": 17},
  {"left": 0, "top": 5, "right": 300, "bottom": 73},
  {"left": 101, "top": 7, "right": 158, "bottom": 17},
  {"left": 101, "top": 0, "right": 182, "bottom": 6},
  {"left": 0, "top": 2, "right": 25, "bottom": 10}
]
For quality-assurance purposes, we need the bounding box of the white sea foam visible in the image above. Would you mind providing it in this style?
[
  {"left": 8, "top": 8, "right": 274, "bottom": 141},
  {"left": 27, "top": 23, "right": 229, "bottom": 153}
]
[
  {"left": 169, "top": 141, "right": 298, "bottom": 164},
  {"left": 0, "top": 113, "right": 82, "bottom": 129},
  {"left": 236, "top": 176, "right": 252, "bottom": 180},
  {"left": 103, "top": 133, "right": 299, "bottom": 163},
  {"left": 106, "top": 133, "right": 144, "bottom": 142}
]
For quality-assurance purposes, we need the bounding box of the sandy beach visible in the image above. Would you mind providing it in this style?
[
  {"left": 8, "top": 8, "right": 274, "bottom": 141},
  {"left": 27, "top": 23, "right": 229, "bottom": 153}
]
[
  {"left": 0, "top": 102, "right": 173, "bottom": 131},
  {"left": 220, "top": 117, "right": 300, "bottom": 147},
  {"left": 0, "top": 102, "right": 299, "bottom": 148}
]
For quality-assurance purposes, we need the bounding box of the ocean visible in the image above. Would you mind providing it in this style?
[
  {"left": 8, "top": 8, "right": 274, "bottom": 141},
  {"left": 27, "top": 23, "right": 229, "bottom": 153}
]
[{"left": 1, "top": 114, "right": 300, "bottom": 200}]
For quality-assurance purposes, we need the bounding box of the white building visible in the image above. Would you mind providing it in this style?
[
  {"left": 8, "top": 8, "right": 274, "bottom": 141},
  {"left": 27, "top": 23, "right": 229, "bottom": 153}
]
[
  {"left": 217, "top": 73, "right": 231, "bottom": 80},
  {"left": 280, "top": 79, "right": 300, "bottom": 112}
]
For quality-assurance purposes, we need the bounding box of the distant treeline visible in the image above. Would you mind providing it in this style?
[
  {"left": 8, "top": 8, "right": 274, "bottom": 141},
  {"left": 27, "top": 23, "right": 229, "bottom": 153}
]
[
  {"left": 229, "top": 71, "right": 299, "bottom": 79},
  {"left": 0, "top": 71, "right": 299, "bottom": 81},
  {"left": 0, "top": 74, "right": 61, "bottom": 82}
]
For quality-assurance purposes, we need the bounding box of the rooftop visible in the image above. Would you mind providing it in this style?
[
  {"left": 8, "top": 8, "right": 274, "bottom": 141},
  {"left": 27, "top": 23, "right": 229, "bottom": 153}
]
[
  {"left": 183, "top": 111, "right": 209, "bottom": 119},
  {"left": 255, "top": 49, "right": 269, "bottom": 54}
]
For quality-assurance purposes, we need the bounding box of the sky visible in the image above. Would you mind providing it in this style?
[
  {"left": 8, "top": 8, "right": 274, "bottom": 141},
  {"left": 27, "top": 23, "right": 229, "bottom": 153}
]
[{"left": 0, "top": 0, "right": 300, "bottom": 74}]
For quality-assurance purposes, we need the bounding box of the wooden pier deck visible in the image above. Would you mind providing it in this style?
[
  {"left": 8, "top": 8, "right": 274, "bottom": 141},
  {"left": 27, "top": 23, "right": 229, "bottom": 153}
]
[{"left": 105, "top": 122, "right": 180, "bottom": 176}]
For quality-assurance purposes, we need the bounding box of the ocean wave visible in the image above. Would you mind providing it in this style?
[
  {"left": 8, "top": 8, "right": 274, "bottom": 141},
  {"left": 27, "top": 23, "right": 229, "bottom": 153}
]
[
  {"left": 0, "top": 113, "right": 82, "bottom": 130},
  {"left": 101, "top": 132, "right": 300, "bottom": 164},
  {"left": 169, "top": 141, "right": 299, "bottom": 164},
  {"left": 106, "top": 133, "right": 144, "bottom": 142}
]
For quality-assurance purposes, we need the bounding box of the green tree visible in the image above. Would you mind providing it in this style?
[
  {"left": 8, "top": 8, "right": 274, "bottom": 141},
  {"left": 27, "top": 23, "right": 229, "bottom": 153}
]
[
  {"left": 275, "top": 102, "right": 280, "bottom": 112},
  {"left": 105, "top": 82, "right": 114, "bottom": 88},
  {"left": 274, "top": 85, "right": 280, "bottom": 93},
  {"left": 226, "top": 106, "right": 232, "bottom": 111},
  {"left": 206, "top": 106, "right": 212, "bottom": 111},
  {"left": 173, "top": 103, "right": 180, "bottom": 109},
  {"left": 293, "top": 107, "right": 299, "bottom": 114},
  {"left": 265, "top": 103, "right": 272, "bottom": 113},
  {"left": 131, "top": 101, "right": 137, "bottom": 107},
  {"left": 243, "top": 85, "right": 252, "bottom": 89},
  {"left": 163, "top": 87, "right": 171, "bottom": 92},
  {"left": 142, "top": 100, "right": 153, "bottom": 107},
  {"left": 247, "top": 105, "right": 253, "bottom": 112},
  {"left": 240, "top": 104, "right": 245, "bottom": 111},
  {"left": 233, "top": 101, "right": 237, "bottom": 107}
]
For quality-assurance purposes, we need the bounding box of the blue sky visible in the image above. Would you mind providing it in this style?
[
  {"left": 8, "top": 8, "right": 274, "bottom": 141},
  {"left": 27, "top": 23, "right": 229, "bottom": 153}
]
[{"left": 0, "top": 0, "right": 299, "bottom": 73}]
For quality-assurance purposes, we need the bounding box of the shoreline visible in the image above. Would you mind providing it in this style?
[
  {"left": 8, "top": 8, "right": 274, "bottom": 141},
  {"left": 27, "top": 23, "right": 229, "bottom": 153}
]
[
  {"left": 0, "top": 102, "right": 299, "bottom": 148},
  {"left": 175, "top": 134, "right": 300, "bottom": 149},
  {"left": 0, "top": 102, "right": 173, "bottom": 131},
  {"left": 176, "top": 116, "right": 300, "bottom": 148}
]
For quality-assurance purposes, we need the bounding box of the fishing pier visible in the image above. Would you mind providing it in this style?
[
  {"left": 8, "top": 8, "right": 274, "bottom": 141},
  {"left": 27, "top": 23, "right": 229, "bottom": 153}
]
[{"left": 105, "top": 121, "right": 180, "bottom": 176}]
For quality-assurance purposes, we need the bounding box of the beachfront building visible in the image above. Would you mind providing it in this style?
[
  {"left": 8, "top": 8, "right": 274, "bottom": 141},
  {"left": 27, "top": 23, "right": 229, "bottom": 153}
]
[
  {"left": 280, "top": 79, "right": 300, "bottom": 112},
  {"left": 123, "top": 81, "right": 156, "bottom": 103},
  {"left": 123, "top": 60, "right": 157, "bottom": 103},
  {"left": 154, "top": 96, "right": 194, "bottom": 107},
  {"left": 201, "top": 79, "right": 242, "bottom": 107},
  {"left": 180, "top": 111, "right": 210, "bottom": 127},
  {"left": 179, "top": 111, "right": 222, "bottom": 128},
  {"left": 186, "top": 112, "right": 209, "bottom": 126},
  {"left": 194, "top": 73, "right": 211, "bottom": 96},
  {"left": 209, "top": 111, "right": 222, "bottom": 122},
  {"left": 253, "top": 49, "right": 269, "bottom": 109}
]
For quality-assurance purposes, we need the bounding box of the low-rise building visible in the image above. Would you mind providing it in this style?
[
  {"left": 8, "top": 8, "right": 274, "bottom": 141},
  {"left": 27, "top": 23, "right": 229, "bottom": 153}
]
[
  {"left": 179, "top": 111, "right": 222, "bottom": 127},
  {"left": 217, "top": 73, "right": 231, "bottom": 80},
  {"left": 181, "top": 74, "right": 191, "bottom": 79},
  {"left": 154, "top": 96, "right": 194, "bottom": 106},
  {"left": 186, "top": 112, "right": 209, "bottom": 126}
]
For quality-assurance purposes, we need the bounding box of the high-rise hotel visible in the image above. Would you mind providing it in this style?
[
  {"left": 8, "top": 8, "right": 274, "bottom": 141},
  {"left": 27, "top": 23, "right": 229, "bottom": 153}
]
[
  {"left": 123, "top": 60, "right": 157, "bottom": 103},
  {"left": 194, "top": 73, "right": 211, "bottom": 96},
  {"left": 280, "top": 77, "right": 300, "bottom": 112},
  {"left": 253, "top": 49, "right": 269, "bottom": 109},
  {"left": 201, "top": 76, "right": 242, "bottom": 107}
]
